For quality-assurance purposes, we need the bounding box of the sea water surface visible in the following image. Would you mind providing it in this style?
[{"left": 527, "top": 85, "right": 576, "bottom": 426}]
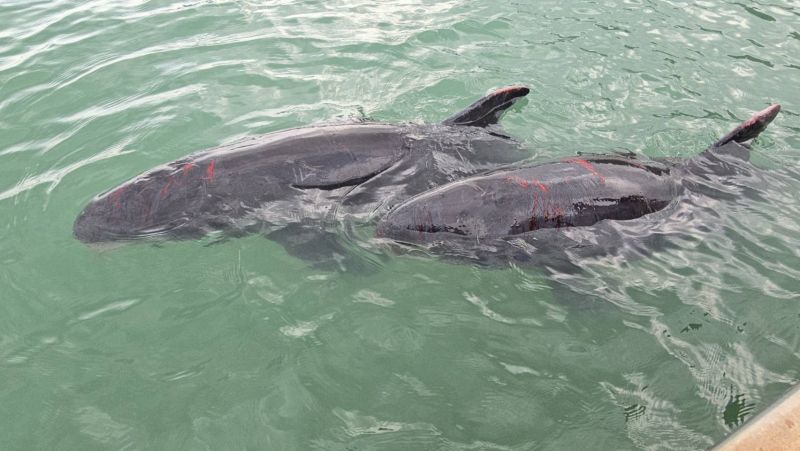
[{"left": 1, "top": 0, "right": 800, "bottom": 449}]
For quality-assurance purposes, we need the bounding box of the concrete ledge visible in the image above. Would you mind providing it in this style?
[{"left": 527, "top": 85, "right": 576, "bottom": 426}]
[{"left": 712, "top": 384, "right": 800, "bottom": 451}]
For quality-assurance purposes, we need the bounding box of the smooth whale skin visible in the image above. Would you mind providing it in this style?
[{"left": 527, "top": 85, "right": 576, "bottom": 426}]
[
  {"left": 73, "top": 86, "right": 531, "bottom": 245},
  {"left": 376, "top": 104, "right": 781, "bottom": 266}
]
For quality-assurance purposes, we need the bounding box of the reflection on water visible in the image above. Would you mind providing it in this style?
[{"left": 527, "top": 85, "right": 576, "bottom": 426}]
[{"left": 1, "top": 0, "right": 799, "bottom": 449}]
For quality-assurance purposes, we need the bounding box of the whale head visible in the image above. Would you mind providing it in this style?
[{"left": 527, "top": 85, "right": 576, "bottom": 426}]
[{"left": 73, "top": 165, "right": 204, "bottom": 244}]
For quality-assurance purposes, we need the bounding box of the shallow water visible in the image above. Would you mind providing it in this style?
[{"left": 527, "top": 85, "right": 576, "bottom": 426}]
[{"left": 1, "top": 0, "right": 799, "bottom": 449}]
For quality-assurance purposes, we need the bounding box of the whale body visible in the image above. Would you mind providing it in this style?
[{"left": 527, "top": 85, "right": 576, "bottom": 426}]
[
  {"left": 376, "top": 104, "right": 781, "bottom": 265},
  {"left": 73, "top": 86, "right": 531, "bottom": 245}
]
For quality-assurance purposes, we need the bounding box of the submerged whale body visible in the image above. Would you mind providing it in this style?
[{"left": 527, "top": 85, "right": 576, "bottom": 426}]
[
  {"left": 376, "top": 104, "right": 781, "bottom": 266},
  {"left": 73, "top": 86, "right": 531, "bottom": 245}
]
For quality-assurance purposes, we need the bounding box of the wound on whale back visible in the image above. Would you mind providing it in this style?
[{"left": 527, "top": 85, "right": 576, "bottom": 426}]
[{"left": 442, "top": 85, "right": 530, "bottom": 127}]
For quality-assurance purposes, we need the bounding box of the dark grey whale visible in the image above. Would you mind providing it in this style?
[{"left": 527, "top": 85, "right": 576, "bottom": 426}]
[
  {"left": 73, "top": 86, "right": 531, "bottom": 245},
  {"left": 376, "top": 104, "right": 781, "bottom": 267}
]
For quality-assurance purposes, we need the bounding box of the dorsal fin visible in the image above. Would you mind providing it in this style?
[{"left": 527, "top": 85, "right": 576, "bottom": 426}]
[
  {"left": 442, "top": 86, "right": 530, "bottom": 127},
  {"left": 712, "top": 104, "right": 781, "bottom": 147}
]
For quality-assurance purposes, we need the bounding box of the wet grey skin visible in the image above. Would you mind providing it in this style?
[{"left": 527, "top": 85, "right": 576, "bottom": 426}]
[
  {"left": 376, "top": 104, "right": 781, "bottom": 258},
  {"left": 73, "top": 86, "right": 531, "bottom": 244}
]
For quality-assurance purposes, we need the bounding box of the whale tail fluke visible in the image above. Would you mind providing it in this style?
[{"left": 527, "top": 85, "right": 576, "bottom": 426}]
[
  {"left": 712, "top": 104, "right": 781, "bottom": 148},
  {"left": 442, "top": 85, "right": 530, "bottom": 127}
]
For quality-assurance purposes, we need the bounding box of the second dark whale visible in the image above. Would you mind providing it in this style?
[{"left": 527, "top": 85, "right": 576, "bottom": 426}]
[{"left": 376, "top": 104, "right": 781, "bottom": 267}]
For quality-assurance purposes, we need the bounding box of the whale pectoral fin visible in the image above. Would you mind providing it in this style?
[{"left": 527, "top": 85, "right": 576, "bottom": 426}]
[
  {"left": 712, "top": 104, "right": 781, "bottom": 147},
  {"left": 265, "top": 224, "right": 383, "bottom": 273},
  {"left": 442, "top": 85, "right": 530, "bottom": 127},
  {"left": 290, "top": 154, "right": 397, "bottom": 190}
]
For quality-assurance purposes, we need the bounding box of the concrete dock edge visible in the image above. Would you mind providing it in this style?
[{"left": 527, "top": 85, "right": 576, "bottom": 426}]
[{"left": 712, "top": 383, "right": 800, "bottom": 450}]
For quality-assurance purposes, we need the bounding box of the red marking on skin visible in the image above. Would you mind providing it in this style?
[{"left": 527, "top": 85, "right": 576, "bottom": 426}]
[
  {"left": 506, "top": 175, "right": 549, "bottom": 192},
  {"left": 142, "top": 204, "right": 151, "bottom": 222},
  {"left": 109, "top": 187, "right": 125, "bottom": 208},
  {"left": 182, "top": 163, "right": 195, "bottom": 176},
  {"left": 415, "top": 210, "right": 434, "bottom": 238},
  {"left": 205, "top": 160, "right": 216, "bottom": 182},
  {"left": 530, "top": 191, "right": 541, "bottom": 231},
  {"left": 108, "top": 186, "right": 125, "bottom": 202},
  {"left": 566, "top": 158, "right": 605, "bottom": 183},
  {"left": 492, "top": 85, "right": 526, "bottom": 96},
  {"left": 554, "top": 206, "right": 568, "bottom": 229},
  {"left": 531, "top": 178, "right": 548, "bottom": 193},
  {"left": 506, "top": 175, "right": 529, "bottom": 188},
  {"left": 737, "top": 105, "right": 778, "bottom": 133},
  {"left": 159, "top": 177, "right": 174, "bottom": 199}
]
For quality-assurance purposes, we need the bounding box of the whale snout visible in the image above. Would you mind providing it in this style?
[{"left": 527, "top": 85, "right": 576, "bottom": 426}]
[
  {"left": 73, "top": 183, "right": 153, "bottom": 243},
  {"left": 74, "top": 183, "right": 202, "bottom": 244},
  {"left": 73, "top": 199, "right": 124, "bottom": 243}
]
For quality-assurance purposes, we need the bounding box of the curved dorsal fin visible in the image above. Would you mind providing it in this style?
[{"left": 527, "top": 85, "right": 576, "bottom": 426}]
[
  {"left": 442, "top": 86, "right": 530, "bottom": 127},
  {"left": 712, "top": 103, "right": 781, "bottom": 147}
]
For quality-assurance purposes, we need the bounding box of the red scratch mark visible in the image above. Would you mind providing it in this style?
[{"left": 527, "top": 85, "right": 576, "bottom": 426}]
[
  {"left": 182, "top": 163, "right": 195, "bottom": 176},
  {"left": 205, "top": 160, "right": 216, "bottom": 182},
  {"left": 566, "top": 158, "right": 605, "bottom": 183},
  {"left": 492, "top": 85, "right": 526, "bottom": 96},
  {"left": 159, "top": 176, "right": 174, "bottom": 199},
  {"left": 531, "top": 178, "right": 548, "bottom": 193},
  {"left": 109, "top": 187, "right": 125, "bottom": 208},
  {"left": 505, "top": 175, "right": 549, "bottom": 192},
  {"left": 506, "top": 175, "right": 529, "bottom": 188},
  {"left": 142, "top": 204, "right": 151, "bottom": 223}
]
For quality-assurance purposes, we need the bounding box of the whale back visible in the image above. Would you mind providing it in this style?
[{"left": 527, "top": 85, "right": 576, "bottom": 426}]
[
  {"left": 73, "top": 124, "right": 410, "bottom": 243},
  {"left": 376, "top": 155, "right": 679, "bottom": 241}
]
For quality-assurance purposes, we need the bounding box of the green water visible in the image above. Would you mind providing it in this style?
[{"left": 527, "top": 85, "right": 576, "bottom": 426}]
[{"left": 2, "top": 0, "right": 800, "bottom": 449}]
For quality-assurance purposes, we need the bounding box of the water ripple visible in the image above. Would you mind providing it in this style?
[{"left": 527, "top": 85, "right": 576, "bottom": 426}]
[{"left": 1, "top": 0, "right": 799, "bottom": 449}]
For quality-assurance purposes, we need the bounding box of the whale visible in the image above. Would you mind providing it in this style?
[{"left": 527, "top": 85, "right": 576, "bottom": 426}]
[
  {"left": 376, "top": 104, "right": 781, "bottom": 267},
  {"left": 73, "top": 86, "right": 532, "bottom": 249}
]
